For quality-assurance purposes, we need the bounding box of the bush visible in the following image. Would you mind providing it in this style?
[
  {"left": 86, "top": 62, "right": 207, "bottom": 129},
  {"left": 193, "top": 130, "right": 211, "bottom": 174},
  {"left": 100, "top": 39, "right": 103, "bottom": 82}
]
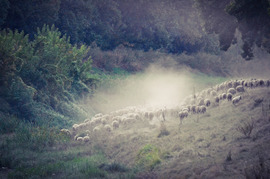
[
  {"left": 136, "top": 144, "right": 161, "bottom": 170},
  {"left": 236, "top": 119, "right": 255, "bottom": 138}
]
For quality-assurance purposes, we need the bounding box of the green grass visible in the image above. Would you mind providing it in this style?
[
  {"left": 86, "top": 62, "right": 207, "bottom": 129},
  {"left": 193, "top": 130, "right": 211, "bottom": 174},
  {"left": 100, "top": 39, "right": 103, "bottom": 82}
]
[{"left": 136, "top": 144, "right": 162, "bottom": 170}]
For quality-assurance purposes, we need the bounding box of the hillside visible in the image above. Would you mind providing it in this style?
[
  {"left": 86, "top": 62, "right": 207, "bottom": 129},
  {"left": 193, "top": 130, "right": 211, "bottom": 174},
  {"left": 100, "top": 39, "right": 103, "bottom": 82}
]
[
  {"left": 2, "top": 79, "right": 269, "bottom": 178},
  {"left": 69, "top": 79, "right": 270, "bottom": 178}
]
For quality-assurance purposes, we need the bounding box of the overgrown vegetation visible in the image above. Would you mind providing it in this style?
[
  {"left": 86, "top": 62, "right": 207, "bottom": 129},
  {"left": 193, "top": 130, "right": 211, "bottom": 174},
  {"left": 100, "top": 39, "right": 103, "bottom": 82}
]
[
  {"left": 236, "top": 119, "right": 255, "bottom": 138},
  {"left": 0, "top": 25, "right": 97, "bottom": 127}
]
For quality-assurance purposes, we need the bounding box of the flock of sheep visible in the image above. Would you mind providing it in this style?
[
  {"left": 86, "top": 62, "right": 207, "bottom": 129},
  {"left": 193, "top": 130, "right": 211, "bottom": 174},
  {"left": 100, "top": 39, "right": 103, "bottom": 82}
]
[{"left": 61, "top": 78, "right": 270, "bottom": 143}]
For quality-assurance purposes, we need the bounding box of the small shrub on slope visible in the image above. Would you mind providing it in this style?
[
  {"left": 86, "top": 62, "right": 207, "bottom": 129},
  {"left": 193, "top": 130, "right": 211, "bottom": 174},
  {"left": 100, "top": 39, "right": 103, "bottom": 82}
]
[{"left": 136, "top": 144, "right": 161, "bottom": 170}]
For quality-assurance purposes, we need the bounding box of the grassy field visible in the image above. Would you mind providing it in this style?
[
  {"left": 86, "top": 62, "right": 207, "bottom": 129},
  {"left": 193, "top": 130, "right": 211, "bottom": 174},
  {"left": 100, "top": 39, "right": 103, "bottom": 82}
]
[{"left": 1, "top": 76, "right": 270, "bottom": 178}]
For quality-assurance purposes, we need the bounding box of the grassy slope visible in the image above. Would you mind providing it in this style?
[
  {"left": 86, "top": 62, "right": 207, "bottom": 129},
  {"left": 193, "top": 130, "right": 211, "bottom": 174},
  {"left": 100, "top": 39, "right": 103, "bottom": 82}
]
[
  {"left": 1, "top": 82, "right": 270, "bottom": 178},
  {"left": 95, "top": 87, "right": 270, "bottom": 178}
]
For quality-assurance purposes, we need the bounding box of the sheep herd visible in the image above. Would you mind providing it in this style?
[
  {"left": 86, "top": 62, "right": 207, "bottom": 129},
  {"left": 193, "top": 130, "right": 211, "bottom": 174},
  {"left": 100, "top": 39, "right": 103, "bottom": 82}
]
[{"left": 60, "top": 78, "right": 270, "bottom": 143}]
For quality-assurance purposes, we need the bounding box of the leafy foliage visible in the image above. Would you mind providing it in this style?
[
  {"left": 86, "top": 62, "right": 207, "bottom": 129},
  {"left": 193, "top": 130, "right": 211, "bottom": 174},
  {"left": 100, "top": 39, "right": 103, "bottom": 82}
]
[{"left": 0, "top": 25, "right": 95, "bottom": 125}]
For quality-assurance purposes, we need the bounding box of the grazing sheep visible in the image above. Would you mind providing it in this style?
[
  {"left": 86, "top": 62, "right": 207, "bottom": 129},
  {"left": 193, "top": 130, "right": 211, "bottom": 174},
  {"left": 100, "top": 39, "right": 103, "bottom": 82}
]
[
  {"left": 94, "top": 113, "right": 103, "bottom": 118},
  {"left": 198, "top": 98, "right": 205, "bottom": 106},
  {"left": 233, "top": 81, "right": 240, "bottom": 88},
  {"left": 222, "top": 93, "right": 227, "bottom": 100},
  {"left": 199, "top": 105, "right": 206, "bottom": 114},
  {"left": 259, "top": 79, "right": 264, "bottom": 86},
  {"left": 215, "top": 96, "right": 219, "bottom": 103},
  {"left": 232, "top": 96, "right": 242, "bottom": 105},
  {"left": 227, "top": 88, "right": 236, "bottom": 95},
  {"left": 77, "top": 137, "right": 83, "bottom": 142},
  {"left": 101, "top": 118, "right": 107, "bottom": 125},
  {"left": 207, "top": 88, "right": 212, "bottom": 95},
  {"left": 204, "top": 99, "right": 211, "bottom": 107},
  {"left": 179, "top": 110, "right": 188, "bottom": 124},
  {"left": 149, "top": 112, "right": 154, "bottom": 120},
  {"left": 112, "top": 120, "right": 119, "bottom": 129},
  {"left": 60, "top": 129, "right": 71, "bottom": 136},
  {"left": 236, "top": 85, "right": 245, "bottom": 92},
  {"left": 104, "top": 124, "right": 112, "bottom": 132},
  {"left": 210, "top": 90, "right": 217, "bottom": 97},
  {"left": 227, "top": 81, "right": 233, "bottom": 88},
  {"left": 227, "top": 93, "right": 233, "bottom": 101},
  {"left": 219, "top": 94, "right": 223, "bottom": 100},
  {"left": 144, "top": 111, "right": 149, "bottom": 118},
  {"left": 191, "top": 105, "right": 197, "bottom": 113},
  {"left": 196, "top": 106, "right": 201, "bottom": 113},
  {"left": 93, "top": 126, "right": 101, "bottom": 133},
  {"left": 265, "top": 80, "right": 270, "bottom": 87},
  {"left": 83, "top": 136, "right": 90, "bottom": 143}
]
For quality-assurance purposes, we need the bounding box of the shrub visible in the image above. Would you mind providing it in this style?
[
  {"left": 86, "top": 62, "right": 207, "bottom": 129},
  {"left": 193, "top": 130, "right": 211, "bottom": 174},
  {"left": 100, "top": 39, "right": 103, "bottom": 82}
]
[
  {"left": 136, "top": 144, "right": 161, "bottom": 170},
  {"left": 236, "top": 119, "right": 255, "bottom": 138}
]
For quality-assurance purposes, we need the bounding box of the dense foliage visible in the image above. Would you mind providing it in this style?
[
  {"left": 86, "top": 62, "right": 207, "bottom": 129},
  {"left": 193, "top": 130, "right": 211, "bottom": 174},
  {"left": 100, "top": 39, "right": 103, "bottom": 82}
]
[
  {"left": 196, "top": 0, "right": 270, "bottom": 60},
  {"left": 0, "top": 25, "right": 96, "bottom": 126}
]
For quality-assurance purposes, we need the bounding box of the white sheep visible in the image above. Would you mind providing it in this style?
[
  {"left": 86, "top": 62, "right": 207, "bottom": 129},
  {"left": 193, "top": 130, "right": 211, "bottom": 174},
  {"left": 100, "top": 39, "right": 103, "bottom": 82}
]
[
  {"left": 93, "top": 126, "right": 101, "bottom": 133},
  {"left": 196, "top": 106, "right": 201, "bottom": 113},
  {"left": 83, "top": 135, "right": 90, "bottom": 143},
  {"left": 94, "top": 113, "right": 103, "bottom": 118},
  {"left": 101, "top": 118, "right": 107, "bottom": 125},
  {"left": 149, "top": 112, "right": 154, "bottom": 120},
  {"left": 204, "top": 99, "right": 211, "bottom": 107},
  {"left": 232, "top": 96, "right": 242, "bottom": 105},
  {"left": 104, "top": 124, "right": 112, "bottom": 132},
  {"left": 112, "top": 120, "right": 119, "bottom": 129},
  {"left": 265, "top": 80, "right": 270, "bottom": 87},
  {"left": 191, "top": 105, "right": 197, "bottom": 113},
  {"left": 210, "top": 90, "right": 217, "bottom": 97},
  {"left": 60, "top": 129, "right": 71, "bottom": 136},
  {"left": 226, "top": 81, "right": 233, "bottom": 88},
  {"left": 198, "top": 98, "right": 205, "bottom": 106},
  {"left": 77, "top": 137, "right": 83, "bottom": 142},
  {"left": 72, "top": 124, "right": 79, "bottom": 131},
  {"left": 199, "top": 105, "right": 206, "bottom": 114},
  {"left": 84, "top": 118, "right": 91, "bottom": 123},
  {"left": 233, "top": 81, "right": 240, "bottom": 88},
  {"left": 227, "top": 93, "right": 233, "bottom": 101},
  {"left": 219, "top": 94, "right": 223, "bottom": 100},
  {"left": 227, "top": 88, "right": 236, "bottom": 95},
  {"left": 222, "top": 93, "right": 227, "bottom": 100},
  {"left": 258, "top": 79, "right": 264, "bottom": 87},
  {"left": 215, "top": 96, "right": 219, "bottom": 103},
  {"left": 179, "top": 110, "right": 188, "bottom": 124},
  {"left": 236, "top": 85, "right": 245, "bottom": 92}
]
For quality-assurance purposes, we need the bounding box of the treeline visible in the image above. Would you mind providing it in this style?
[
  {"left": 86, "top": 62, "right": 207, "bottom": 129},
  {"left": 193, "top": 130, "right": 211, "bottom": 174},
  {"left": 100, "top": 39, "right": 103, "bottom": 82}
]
[
  {"left": 195, "top": 0, "right": 270, "bottom": 60},
  {"left": 0, "top": 0, "right": 203, "bottom": 53},
  {"left": 1, "top": 0, "right": 270, "bottom": 59}
]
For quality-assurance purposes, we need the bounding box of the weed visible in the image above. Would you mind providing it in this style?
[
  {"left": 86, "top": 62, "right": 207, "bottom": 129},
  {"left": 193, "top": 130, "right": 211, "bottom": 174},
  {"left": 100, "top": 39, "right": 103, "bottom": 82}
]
[
  {"left": 226, "top": 150, "right": 232, "bottom": 162},
  {"left": 236, "top": 119, "right": 255, "bottom": 138}
]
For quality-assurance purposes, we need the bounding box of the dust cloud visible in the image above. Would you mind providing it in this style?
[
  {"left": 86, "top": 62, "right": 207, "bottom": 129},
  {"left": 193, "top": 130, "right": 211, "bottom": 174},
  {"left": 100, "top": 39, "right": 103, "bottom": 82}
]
[{"left": 85, "top": 64, "right": 202, "bottom": 114}]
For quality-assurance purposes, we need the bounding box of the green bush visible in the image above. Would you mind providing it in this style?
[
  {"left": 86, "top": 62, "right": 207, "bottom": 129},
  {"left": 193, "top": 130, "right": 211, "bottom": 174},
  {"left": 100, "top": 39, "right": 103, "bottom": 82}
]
[
  {"left": 0, "top": 25, "right": 97, "bottom": 126},
  {"left": 136, "top": 144, "right": 161, "bottom": 170}
]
